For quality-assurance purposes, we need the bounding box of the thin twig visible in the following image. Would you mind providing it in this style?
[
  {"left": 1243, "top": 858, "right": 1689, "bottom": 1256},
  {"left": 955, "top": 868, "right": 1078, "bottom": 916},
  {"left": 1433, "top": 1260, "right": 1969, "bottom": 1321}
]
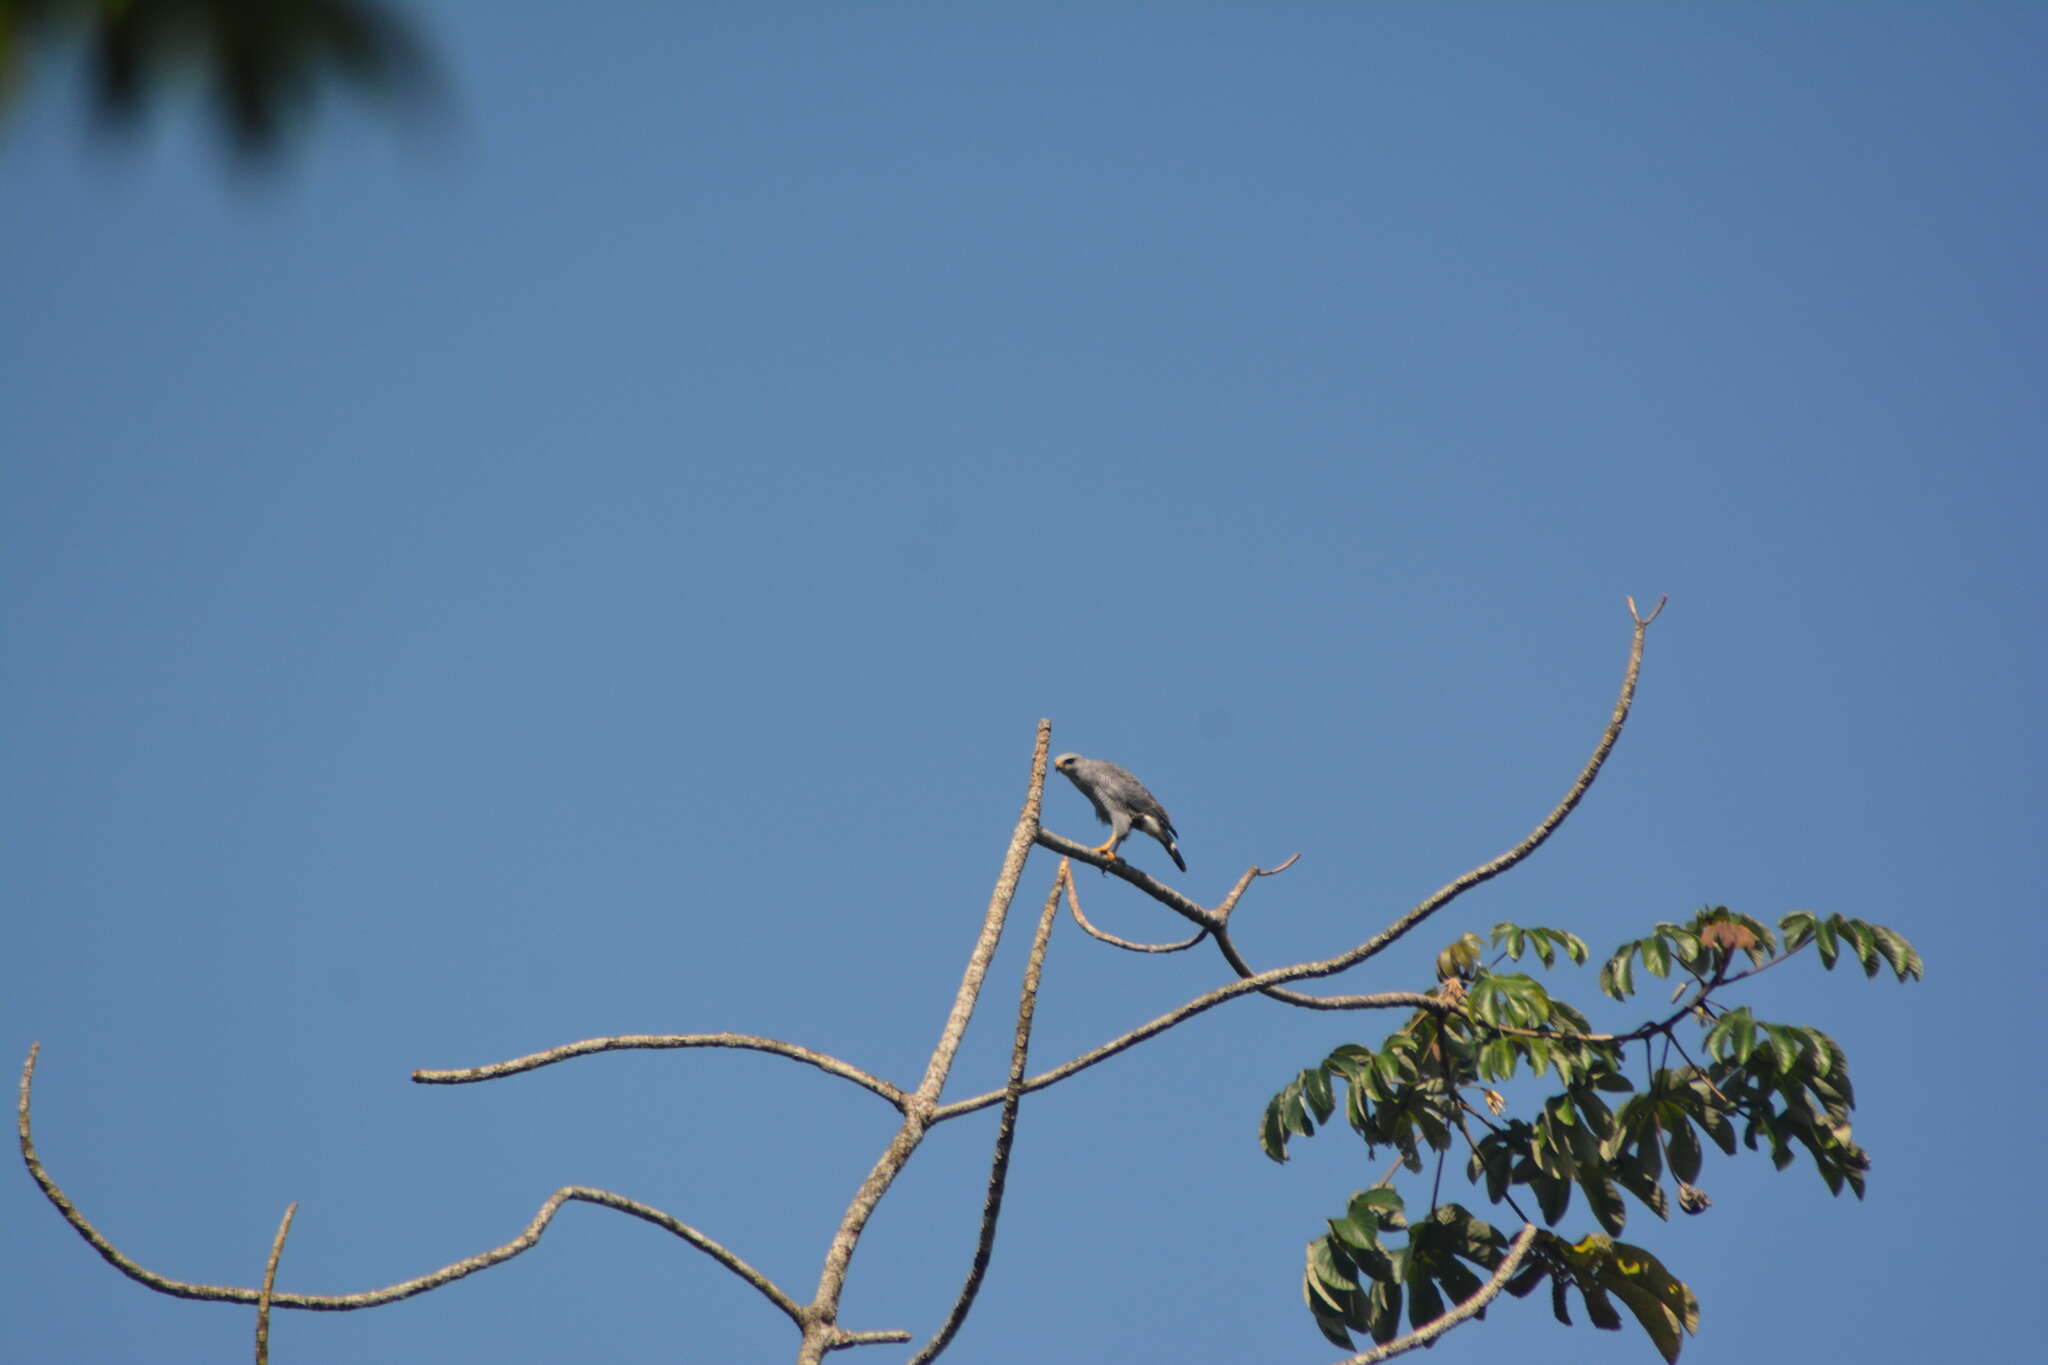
[
  {"left": 823, "top": 1328, "right": 915, "bottom": 1349},
  {"left": 254, "top": 1203, "right": 297, "bottom": 1365},
  {"left": 797, "top": 720, "right": 1052, "bottom": 1365},
  {"left": 1215, "top": 853, "right": 1301, "bottom": 919},
  {"left": 19, "top": 1044, "right": 802, "bottom": 1320},
  {"left": 1064, "top": 860, "right": 1207, "bottom": 953},
  {"left": 908, "top": 865, "right": 1064, "bottom": 1364},
  {"left": 1339, "top": 1223, "right": 1540, "bottom": 1364},
  {"left": 412, "top": 1033, "right": 905, "bottom": 1110}
]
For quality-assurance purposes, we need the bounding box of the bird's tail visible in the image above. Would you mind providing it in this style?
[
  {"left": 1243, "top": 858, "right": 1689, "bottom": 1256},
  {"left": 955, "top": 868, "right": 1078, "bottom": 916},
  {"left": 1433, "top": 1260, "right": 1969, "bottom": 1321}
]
[{"left": 1167, "top": 842, "right": 1187, "bottom": 873}]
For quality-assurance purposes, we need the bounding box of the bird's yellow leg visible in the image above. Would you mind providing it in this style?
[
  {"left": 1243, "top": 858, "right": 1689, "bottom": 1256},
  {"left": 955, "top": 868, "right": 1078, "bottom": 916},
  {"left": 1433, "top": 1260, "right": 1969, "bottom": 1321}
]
[{"left": 1089, "top": 838, "right": 1121, "bottom": 861}]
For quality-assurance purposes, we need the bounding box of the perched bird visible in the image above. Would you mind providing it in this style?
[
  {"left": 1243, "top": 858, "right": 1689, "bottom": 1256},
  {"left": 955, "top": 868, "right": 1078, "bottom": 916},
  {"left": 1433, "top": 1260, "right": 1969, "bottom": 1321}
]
[{"left": 1053, "top": 752, "right": 1187, "bottom": 872}]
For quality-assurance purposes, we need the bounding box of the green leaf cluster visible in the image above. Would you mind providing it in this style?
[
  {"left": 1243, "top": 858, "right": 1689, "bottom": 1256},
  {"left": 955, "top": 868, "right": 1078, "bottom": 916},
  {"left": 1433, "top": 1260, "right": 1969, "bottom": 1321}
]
[
  {"left": 1266, "top": 909, "right": 1917, "bottom": 1360},
  {"left": 1304, "top": 1191, "right": 1515, "bottom": 1349},
  {"left": 1517, "top": 1233, "right": 1700, "bottom": 1364}
]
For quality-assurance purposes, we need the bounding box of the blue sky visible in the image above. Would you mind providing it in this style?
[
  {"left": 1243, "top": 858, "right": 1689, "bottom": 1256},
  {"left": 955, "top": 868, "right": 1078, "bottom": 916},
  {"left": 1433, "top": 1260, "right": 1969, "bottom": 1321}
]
[{"left": 3, "top": 4, "right": 2042, "bottom": 1362}]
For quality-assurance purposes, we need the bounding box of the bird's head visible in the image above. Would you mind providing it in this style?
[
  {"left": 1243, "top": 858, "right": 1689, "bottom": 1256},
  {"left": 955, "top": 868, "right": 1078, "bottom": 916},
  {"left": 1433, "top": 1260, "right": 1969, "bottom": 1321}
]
[{"left": 1053, "top": 753, "right": 1083, "bottom": 774}]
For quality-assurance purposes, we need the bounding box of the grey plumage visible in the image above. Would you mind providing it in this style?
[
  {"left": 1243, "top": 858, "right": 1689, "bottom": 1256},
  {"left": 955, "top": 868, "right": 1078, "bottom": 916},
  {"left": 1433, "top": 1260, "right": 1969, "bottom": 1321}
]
[{"left": 1053, "top": 752, "right": 1187, "bottom": 873}]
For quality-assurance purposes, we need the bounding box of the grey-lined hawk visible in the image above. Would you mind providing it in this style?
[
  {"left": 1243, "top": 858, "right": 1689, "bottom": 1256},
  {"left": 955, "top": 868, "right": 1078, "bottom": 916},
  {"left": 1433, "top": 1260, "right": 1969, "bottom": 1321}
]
[{"left": 1053, "top": 752, "right": 1187, "bottom": 872}]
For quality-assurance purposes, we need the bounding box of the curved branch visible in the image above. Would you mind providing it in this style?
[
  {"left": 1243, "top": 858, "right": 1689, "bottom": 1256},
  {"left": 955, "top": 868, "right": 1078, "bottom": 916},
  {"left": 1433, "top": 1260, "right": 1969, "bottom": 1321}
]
[
  {"left": 413, "top": 1034, "right": 905, "bottom": 1110},
  {"left": 908, "top": 866, "right": 1064, "bottom": 1364},
  {"left": 1208, "top": 602, "right": 1663, "bottom": 1004},
  {"left": 1338, "top": 1223, "right": 1540, "bottom": 1363},
  {"left": 255, "top": 1202, "right": 297, "bottom": 1365},
  {"left": 20, "top": 1045, "right": 801, "bottom": 1322},
  {"left": 1064, "top": 859, "right": 1208, "bottom": 953}
]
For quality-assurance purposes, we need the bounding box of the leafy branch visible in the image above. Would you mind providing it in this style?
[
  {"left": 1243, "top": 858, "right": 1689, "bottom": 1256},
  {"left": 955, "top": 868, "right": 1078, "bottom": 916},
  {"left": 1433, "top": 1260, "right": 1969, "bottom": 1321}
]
[{"left": 1259, "top": 906, "right": 1920, "bottom": 1360}]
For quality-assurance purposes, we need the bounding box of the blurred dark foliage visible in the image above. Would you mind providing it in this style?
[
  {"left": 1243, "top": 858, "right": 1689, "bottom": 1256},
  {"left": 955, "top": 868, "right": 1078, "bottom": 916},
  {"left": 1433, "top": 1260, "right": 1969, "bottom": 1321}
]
[{"left": 0, "top": 0, "right": 439, "bottom": 163}]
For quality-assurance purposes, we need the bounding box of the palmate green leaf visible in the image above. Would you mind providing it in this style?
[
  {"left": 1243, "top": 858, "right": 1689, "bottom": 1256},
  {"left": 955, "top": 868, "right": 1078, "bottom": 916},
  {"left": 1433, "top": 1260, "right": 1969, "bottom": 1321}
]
[
  {"left": 1505, "top": 1256, "right": 1549, "bottom": 1299},
  {"left": 1790, "top": 1026, "right": 1830, "bottom": 1078},
  {"left": 1307, "top": 1236, "right": 1358, "bottom": 1302},
  {"left": 1367, "top": 1278, "right": 1403, "bottom": 1345},
  {"left": 1407, "top": 1273, "right": 1446, "bottom": 1331},
  {"left": 1550, "top": 997, "right": 1597, "bottom": 1034},
  {"left": 1572, "top": 1085, "right": 1617, "bottom": 1140},
  {"left": 1608, "top": 1240, "right": 1700, "bottom": 1363},
  {"left": 1608, "top": 1275, "right": 1686, "bottom": 1362},
  {"left": 1812, "top": 915, "right": 1841, "bottom": 967},
  {"left": 1491, "top": 922, "right": 1590, "bottom": 968},
  {"left": 1763, "top": 1023, "right": 1803, "bottom": 1077},
  {"left": 1303, "top": 1065, "right": 1335, "bottom": 1123},
  {"left": 1437, "top": 932, "right": 1486, "bottom": 981},
  {"left": 1354, "top": 1186, "right": 1405, "bottom": 1219},
  {"left": 1260, "top": 1095, "right": 1289, "bottom": 1163},
  {"left": 1653, "top": 922, "right": 1705, "bottom": 968},
  {"left": 1284, "top": 1091, "right": 1313, "bottom": 1139},
  {"left": 1612, "top": 1157, "right": 1669, "bottom": 1221},
  {"left": 1414, "top": 1104, "right": 1453, "bottom": 1153},
  {"left": 1306, "top": 1292, "right": 1357, "bottom": 1351},
  {"left": 1436, "top": 1254, "right": 1484, "bottom": 1304},
  {"left": 1641, "top": 934, "right": 1672, "bottom": 978},
  {"left": 1580, "top": 1170, "right": 1628, "bottom": 1235},
  {"left": 1550, "top": 1273, "right": 1574, "bottom": 1326},
  {"left": 1600, "top": 942, "right": 1639, "bottom": 1000},
  {"left": 1442, "top": 1204, "right": 1507, "bottom": 1263},
  {"left": 1839, "top": 918, "right": 1879, "bottom": 976},
  {"left": 1373, "top": 1046, "right": 1409, "bottom": 1094},
  {"left": 1704, "top": 1006, "right": 1757, "bottom": 1064},
  {"left": 1328, "top": 1211, "right": 1380, "bottom": 1254},
  {"left": 1823, "top": 1044, "right": 1855, "bottom": 1110},
  {"left": 1869, "top": 923, "right": 1924, "bottom": 981},
  {"left": 1666, "top": 1113, "right": 1703, "bottom": 1184},
  {"left": 1304, "top": 1238, "right": 1362, "bottom": 1348},
  {"left": 1529, "top": 1167, "right": 1572, "bottom": 1222},
  {"left": 1582, "top": 1282, "right": 1625, "bottom": 1331}
]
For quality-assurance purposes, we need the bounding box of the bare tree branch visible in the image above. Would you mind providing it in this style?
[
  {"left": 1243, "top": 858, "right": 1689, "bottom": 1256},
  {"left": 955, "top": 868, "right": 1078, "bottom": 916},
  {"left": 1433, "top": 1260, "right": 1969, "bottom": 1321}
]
[
  {"left": 796, "top": 719, "right": 1052, "bottom": 1365},
  {"left": 1215, "top": 852, "right": 1301, "bottom": 918},
  {"left": 255, "top": 1202, "right": 296, "bottom": 1365},
  {"left": 908, "top": 864, "right": 1064, "bottom": 1364},
  {"left": 20, "top": 1044, "right": 803, "bottom": 1321},
  {"left": 1337, "top": 1223, "right": 1540, "bottom": 1364},
  {"left": 1063, "top": 857, "right": 1208, "bottom": 953},
  {"left": 412, "top": 1033, "right": 906, "bottom": 1110},
  {"left": 931, "top": 981, "right": 1441, "bottom": 1122}
]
